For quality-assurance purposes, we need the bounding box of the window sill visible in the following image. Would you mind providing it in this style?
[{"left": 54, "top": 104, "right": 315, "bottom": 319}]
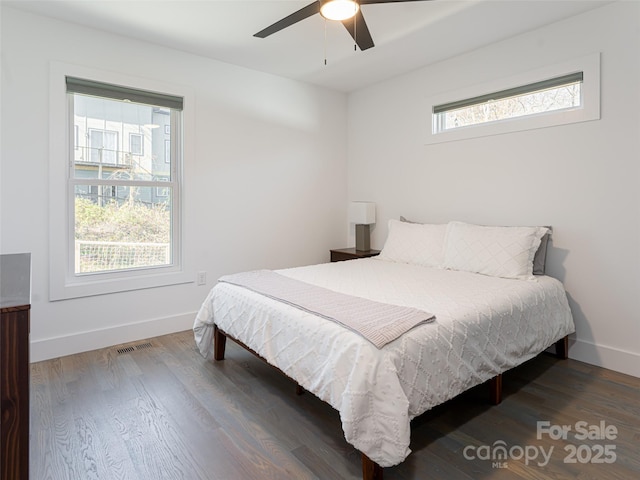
[{"left": 50, "top": 268, "right": 194, "bottom": 301}]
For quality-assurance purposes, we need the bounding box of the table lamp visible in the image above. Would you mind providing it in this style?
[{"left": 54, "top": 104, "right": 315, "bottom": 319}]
[{"left": 349, "top": 202, "right": 376, "bottom": 251}]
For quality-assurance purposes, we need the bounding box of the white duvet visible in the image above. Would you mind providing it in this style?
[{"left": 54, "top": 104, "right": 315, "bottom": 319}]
[{"left": 193, "top": 258, "right": 574, "bottom": 467}]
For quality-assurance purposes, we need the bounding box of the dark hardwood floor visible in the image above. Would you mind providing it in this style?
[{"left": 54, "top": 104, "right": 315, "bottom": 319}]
[{"left": 31, "top": 330, "right": 640, "bottom": 479}]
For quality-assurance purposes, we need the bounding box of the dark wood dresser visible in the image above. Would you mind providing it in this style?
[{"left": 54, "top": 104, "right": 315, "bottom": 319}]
[{"left": 1, "top": 253, "right": 31, "bottom": 480}]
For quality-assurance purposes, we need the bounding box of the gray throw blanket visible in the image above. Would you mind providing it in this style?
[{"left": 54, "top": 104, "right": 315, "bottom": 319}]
[{"left": 219, "top": 270, "right": 435, "bottom": 348}]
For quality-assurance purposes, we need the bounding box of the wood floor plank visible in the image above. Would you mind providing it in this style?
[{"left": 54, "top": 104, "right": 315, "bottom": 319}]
[
  {"left": 292, "top": 444, "right": 357, "bottom": 480},
  {"left": 31, "top": 330, "right": 640, "bottom": 480},
  {"left": 137, "top": 339, "right": 326, "bottom": 479},
  {"left": 65, "top": 371, "right": 141, "bottom": 479}
]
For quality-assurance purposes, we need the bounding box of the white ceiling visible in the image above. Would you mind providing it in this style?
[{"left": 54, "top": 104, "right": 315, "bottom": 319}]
[{"left": 5, "top": 0, "right": 610, "bottom": 92}]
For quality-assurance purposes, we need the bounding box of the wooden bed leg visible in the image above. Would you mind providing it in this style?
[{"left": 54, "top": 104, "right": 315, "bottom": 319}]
[
  {"left": 362, "top": 453, "right": 383, "bottom": 480},
  {"left": 213, "top": 325, "right": 227, "bottom": 361},
  {"left": 489, "top": 374, "right": 502, "bottom": 405},
  {"left": 555, "top": 335, "right": 569, "bottom": 359}
]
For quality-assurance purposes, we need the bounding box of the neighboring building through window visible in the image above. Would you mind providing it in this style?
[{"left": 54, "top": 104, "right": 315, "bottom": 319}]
[{"left": 67, "top": 76, "right": 182, "bottom": 276}]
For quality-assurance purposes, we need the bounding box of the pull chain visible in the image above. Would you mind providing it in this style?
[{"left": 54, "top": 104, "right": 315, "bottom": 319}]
[
  {"left": 324, "top": 18, "right": 327, "bottom": 65},
  {"left": 354, "top": 10, "right": 357, "bottom": 51}
]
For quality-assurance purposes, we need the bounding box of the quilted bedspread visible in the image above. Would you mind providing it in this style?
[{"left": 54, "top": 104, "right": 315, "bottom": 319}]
[{"left": 193, "top": 258, "right": 574, "bottom": 467}]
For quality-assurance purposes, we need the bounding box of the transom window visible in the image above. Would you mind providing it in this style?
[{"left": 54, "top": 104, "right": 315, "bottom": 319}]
[
  {"left": 424, "top": 53, "right": 600, "bottom": 144},
  {"left": 433, "top": 72, "right": 583, "bottom": 133}
]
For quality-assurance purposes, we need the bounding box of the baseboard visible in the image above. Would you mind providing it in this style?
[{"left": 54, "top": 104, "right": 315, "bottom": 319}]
[
  {"left": 567, "top": 337, "right": 640, "bottom": 378},
  {"left": 32, "top": 320, "right": 640, "bottom": 378},
  {"left": 30, "top": 312, "right": 197, "bottom": 363}
]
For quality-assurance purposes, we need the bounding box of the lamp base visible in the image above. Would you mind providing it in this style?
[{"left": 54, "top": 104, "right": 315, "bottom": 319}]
[{"left": 355, "top": 224, "right": 371, "bottom": 252}]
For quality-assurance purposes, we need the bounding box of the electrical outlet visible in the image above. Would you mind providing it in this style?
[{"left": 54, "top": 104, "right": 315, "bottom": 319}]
[{"left": 197, "top": 271, "right": 206, "bottom": 286}]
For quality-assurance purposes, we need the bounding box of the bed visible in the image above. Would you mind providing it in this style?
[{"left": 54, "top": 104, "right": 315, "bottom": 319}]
[{"left": 193, "top": 220, "right": 575, "bottom": 479}]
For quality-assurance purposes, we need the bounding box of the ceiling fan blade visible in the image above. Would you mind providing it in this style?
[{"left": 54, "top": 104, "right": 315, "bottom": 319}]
[
  {"left": 342, "top": 9, "right": 375, "bottom": 51},
  {"left": 360, "top": 0, "right": 433, "bottom": 4},
  {"left": 254, "top": 1, "right": 320, "bottom": 38}
]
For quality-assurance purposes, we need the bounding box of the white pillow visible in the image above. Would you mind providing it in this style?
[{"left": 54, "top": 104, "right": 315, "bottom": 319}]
[
  {"left": 443, "top": 221, "right": 549, "bottom": 279},
  {"left": 378, "top": 219, "right": 447, "bottom": 267}
]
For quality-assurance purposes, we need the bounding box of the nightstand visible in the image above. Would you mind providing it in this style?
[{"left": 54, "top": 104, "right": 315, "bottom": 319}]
[{"left": 330, "top": 247, "right": 381, "bottom": 262}]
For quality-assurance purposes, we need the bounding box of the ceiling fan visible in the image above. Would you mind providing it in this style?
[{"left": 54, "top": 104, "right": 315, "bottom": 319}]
[{"left": 254, "top": 0, "right": 432, "bottom": 51}]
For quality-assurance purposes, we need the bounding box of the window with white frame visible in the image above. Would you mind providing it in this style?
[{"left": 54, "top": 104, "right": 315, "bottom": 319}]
[
  {"left": 67, "top": 76, "right": 182, "bottom": 277},
  {"left": 425, "top": 53, "right": 600, "bottom": 144},
  {"left": 88, "top": 128, "right": 119, "bottom": 164},
  {"left": 49, "top": 64, "right": 194, "bottom": 301},
  {"left": 129, "top": 132, "right": 143, "bottom": 155}
]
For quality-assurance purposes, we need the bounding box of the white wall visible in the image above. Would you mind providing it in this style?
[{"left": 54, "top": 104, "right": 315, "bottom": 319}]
[
  {"left": 3, "top": 3, "right": 638, "bottom": 377},
  {"left": 0, "top": 7, "right": 348, "bottom": 362},
  {"left": 348, "top": 1, "right": 640, "bottom": 377}
]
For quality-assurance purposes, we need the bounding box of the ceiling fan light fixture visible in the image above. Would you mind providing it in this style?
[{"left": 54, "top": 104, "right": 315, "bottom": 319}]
[{"left": 320, "top": 0, "right": 359, "bottom": 21}]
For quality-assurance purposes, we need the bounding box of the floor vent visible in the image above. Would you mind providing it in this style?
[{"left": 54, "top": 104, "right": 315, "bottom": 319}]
[{"left": 116, "top": 342, "right": 153, "bottom": 355}]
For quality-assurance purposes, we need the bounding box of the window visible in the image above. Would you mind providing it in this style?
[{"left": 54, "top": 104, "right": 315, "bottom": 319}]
[
  {"left": 88, "top": 129, "right": 119, "bottom": 164},
  {"left": 164, "top": 139, "right": 171, "bottom": 163},
  {"left": 424, "top": 53, "right": 600, "bottom": 144},
  {"left": 154, "top": 176, "right": 169, "bottom": 199},
  {"left": 433, "top": 72, "right": 583, "bottom": 133},
  {"left": 129, "top": 133, "right": 143, "bottom": 155},
  {"left": 67, "top": 76, "right": 183, "bottom": 277},
  {"left": 49, "top": 64, "right": 194, "bottom": 300}
]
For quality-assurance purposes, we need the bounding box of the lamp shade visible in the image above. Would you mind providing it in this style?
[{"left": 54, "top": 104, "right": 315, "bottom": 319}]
[{"left": 349, "top": 202, "right": 376, "bottom": 225}]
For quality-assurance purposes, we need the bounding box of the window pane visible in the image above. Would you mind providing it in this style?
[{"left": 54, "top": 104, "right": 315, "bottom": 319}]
[
  {"left": 74, "top": 186, "right": 172, "bottom": 274},
  {"left": 130, "top": 133, "right": 143, "bottom": 155},
  {"left": 73, "top": 94, "right": 172, "bottom": 181},
  {"left": 433, "top": 77, "right": 582, "bottom": 133}
]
